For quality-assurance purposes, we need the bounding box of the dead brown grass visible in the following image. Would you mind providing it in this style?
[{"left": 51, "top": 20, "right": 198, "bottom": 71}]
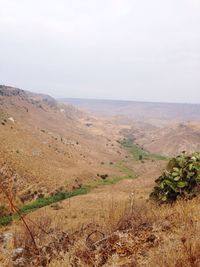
[
  {"left": 4, "top": 192, "right": 200, "bottom": 267},
  {"left": 13, "top": 216, "right": 73, "bottom": 266}
]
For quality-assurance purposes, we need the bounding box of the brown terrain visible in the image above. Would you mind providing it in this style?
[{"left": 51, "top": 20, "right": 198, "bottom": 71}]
[
  {"left": 63, "top": 98, "right": 200, "bottom": 156},
  {"left": 61, "top": 98, "right": 200, "bottom": 122},
  {"left": 123, "top": 121, "right": 200, "bottom": 156},
  {"left": 0, "top": 85, "right": 129, "bottom": 205},
  {"left": 0, "top": 85, "right": 200, "bottom": 266}
]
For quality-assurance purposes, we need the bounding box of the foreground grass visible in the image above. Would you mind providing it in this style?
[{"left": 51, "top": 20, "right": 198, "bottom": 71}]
[
  {"left": 0, "top": 161, "right": 136, "bottom": 227},
  {"left": 121, "top": 138, "right": 167, "bottom": 161}
]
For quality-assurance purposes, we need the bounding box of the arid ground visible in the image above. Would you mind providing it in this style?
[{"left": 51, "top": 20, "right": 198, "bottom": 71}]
[{"left": 0, "top": 86, "right": 200, "bottom": 266}]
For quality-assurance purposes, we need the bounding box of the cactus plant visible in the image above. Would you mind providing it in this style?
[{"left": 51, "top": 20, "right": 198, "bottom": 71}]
[{"left": 150, "top": 152, "right": 200, "bottom": 203}]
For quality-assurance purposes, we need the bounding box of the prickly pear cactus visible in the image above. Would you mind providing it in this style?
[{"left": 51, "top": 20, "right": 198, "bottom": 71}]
[{"left": 150, "top": 152, "right": 200, "bottom": 203}]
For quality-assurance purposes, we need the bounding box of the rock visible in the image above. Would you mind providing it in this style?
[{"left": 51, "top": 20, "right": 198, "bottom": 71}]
[
  {"left": 0, "top": 232, "right": 13, "bottom": 250},
  {"left": 13, "top": 257, "right": 26, "bottom": 267},
  {"left": 12, "top": 248, "right": 26, "bottom": 267},
  {"left": 12, "top": 248, "right": 24, "bottom": 261},
  {"left": 146, "top": 234, "right": 156, "bottom": 243},
  {"left": 50, "top": 203, "right": 63, "bottom": 210},
  {"left": 8, "top": 117, "right": 15, "bottom": 123}
]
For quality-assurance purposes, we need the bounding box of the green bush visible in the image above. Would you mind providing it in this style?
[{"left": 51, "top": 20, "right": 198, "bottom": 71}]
[
  {"left": 120, "top": 138, "right": 167, "bottom": 161},
  {"left": 150, "top": 152, "right": 200, "bottom": 203},
  {"left": 0, "top": 215, "right": 13, "bottom": 226}
]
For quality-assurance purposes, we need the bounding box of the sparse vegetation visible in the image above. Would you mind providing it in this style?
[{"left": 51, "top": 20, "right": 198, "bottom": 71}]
[
  {"left": 0, "top": 187, "right": 89, "bottom": 226},
  {"left": 0, "top": 161, "right": 137, "bottom": 227},
  {"left": 6, "top": 192, "right": 200, "bottom": 267},
  {"left": 150, "top": 152, "right": 200, "bottom": 203},
  {"left": 1, "top": 86, "right": 200, "bottom": 266},
  {"left": 0, "top": 204, "right": 9, "bottom": 217},
  {"left": 121, "top": 138, "right": 167, "bottom": 161}
]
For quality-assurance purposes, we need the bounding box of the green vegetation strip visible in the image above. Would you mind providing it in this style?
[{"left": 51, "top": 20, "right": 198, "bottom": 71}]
[
  {"left": 0, "top": 161, "right": 136, "bottom": 227},
  {"left": 121, "top": 138, "right": 167, "bottom": 161},
  {"left": 0, "top": 139, "right": 165, "bottom": 227},
  {"left": 87, "top": 161, "right": 137, "bottom": 188},
  {"left": 0, "top": 187, "right": 89, "bottom": 227}
]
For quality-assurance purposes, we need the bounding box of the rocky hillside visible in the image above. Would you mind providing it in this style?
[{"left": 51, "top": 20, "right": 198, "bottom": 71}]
[
  {"left": 62, "top": 97, "right": 200, "bottom": 156},
  {"left": 126, "top": 122, "right": 200, "bottom": 156},
  {"left": 0, "top": 86, "right": 125, "bottom": 205}
]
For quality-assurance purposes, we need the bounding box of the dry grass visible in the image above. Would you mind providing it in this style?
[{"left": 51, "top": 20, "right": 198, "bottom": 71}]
[
  {"left": 3, "top": 192, "right": 200, "bottom": 266},
  {"left": 12, "top": 216, "right": 73, "bottom": 266},
  {"left": 60, "top": 196, "right": 200, "bottom": 267},
  {"left": 148, "top": 198, "right": 200, "bottom": 267},
  {"left": 1, "top": 158, "right": 200, "bottom": 266}
]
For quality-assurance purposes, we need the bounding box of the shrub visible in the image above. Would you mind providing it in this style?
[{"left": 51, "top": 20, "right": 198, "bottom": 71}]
[
  {"left": 139, "top": 155, "right": 143, "bottom": 160},
  {"left": 150, "top": 152, "right": 200, "bottom": 203},
  {"left": 0, "top": 205, "right": 9, "bottom": 217}
]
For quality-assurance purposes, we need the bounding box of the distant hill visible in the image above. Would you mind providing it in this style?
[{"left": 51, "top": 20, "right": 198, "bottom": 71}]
[
  {"left": 61, "top": 97, "right": 200, "bottom": 156},
  {"left": 123, "top": 122, "right": 200, "bottom": 156},
  {"left": 61, "top": 98, "right": 200, "bottom": 124}
]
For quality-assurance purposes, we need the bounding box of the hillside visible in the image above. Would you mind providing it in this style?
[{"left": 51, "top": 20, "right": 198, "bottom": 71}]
[
  {"left": 62, "top": 98, "right": 200, "bottom": 156},
  {"left": 139, "top": 123, "right": 200, "bottom": 156},
  {"left": 0, "top": 86, "right": 200, "bottom": 267},
  {"left": 124, "top": 121, "right": 200, "bottom": 156},
  {"left": 0, "top": 86, "right": 126, "bottom": 205}
]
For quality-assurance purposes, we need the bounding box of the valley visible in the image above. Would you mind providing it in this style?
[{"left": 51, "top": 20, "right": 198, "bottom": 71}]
[
  {"left": 1, "top": 0, "right": 200, "bottom": 265},
  {"left": 0, "top": 85, "right": 200, "bottom": 266}
]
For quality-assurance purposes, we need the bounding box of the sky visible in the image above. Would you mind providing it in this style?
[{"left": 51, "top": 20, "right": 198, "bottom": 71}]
[{"left": 0, "top": 0, "right": 200, "bottom": 103}]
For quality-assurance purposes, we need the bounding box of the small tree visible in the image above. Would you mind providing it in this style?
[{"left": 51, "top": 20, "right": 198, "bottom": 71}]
[
  {"left": 150, "top": 152, "right": 200, "bottom": 203},
  {"left": 139, "top": 155, "right": 143, "bottom": 161}
]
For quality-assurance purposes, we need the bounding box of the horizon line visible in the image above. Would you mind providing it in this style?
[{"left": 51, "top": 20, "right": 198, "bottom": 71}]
[
  {"left": 1, "top": 84, "right": 200, "bottom": 105},
  {"left": 58, "top": 96, "right": 200, "bottom": 106}
]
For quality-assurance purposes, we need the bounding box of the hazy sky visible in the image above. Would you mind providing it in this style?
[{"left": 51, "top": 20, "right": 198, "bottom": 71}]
[{"left": 0, "top": 0, "right": 200, "bottom": 103}]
